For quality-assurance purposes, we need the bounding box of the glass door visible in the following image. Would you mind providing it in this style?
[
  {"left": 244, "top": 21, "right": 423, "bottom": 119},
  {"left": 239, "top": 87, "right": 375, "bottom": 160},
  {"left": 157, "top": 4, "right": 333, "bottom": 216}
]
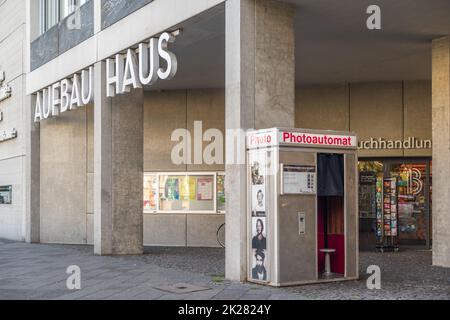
[
  {"left": 385, "top": 160, "right": 431, "bottom": 247},
  {"left": 358, "top": 161, "right": 384, "bottom": 250},
  {"left": 358, "top": 158, "right": 432, "bottom": 250}
]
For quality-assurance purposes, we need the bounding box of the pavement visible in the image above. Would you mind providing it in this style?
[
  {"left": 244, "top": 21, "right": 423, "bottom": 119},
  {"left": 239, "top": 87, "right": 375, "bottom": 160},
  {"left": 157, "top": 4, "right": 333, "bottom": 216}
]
[{"left": 0, "top": 238, "right": 449, "bottom": 300}]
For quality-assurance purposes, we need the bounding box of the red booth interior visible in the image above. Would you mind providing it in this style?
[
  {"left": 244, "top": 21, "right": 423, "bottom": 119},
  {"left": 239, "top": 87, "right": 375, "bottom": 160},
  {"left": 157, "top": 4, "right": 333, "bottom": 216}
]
[{"left": 318, "top": 196, "right": 345, "bottom": 275}]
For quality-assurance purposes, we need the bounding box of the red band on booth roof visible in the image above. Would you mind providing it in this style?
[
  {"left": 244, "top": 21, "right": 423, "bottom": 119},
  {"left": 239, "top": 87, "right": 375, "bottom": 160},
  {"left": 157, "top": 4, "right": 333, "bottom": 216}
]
[{"left": 281, "top": 131, "right": 356, "bottom": 148}]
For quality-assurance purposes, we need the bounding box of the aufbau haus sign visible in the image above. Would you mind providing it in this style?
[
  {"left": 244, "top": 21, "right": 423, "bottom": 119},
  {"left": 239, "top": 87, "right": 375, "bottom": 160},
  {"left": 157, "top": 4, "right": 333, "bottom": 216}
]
[
  {"left": 358, "top": 137, "right": 432, "bottom": 150},
  {"left": 33, "top": 32, "right": 178, "bottom": 122}
]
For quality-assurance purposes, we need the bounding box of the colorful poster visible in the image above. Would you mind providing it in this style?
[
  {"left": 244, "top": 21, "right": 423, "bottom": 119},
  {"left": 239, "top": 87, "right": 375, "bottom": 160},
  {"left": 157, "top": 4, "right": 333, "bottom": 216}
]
[
  {"left": 376, "top": 177, "right": 383, "bottom": 239},
  {"left": 197, "top": 178, "right": 213, "bottom": 201},
  {"left": 165, "top": 178, "right": 179, "bottom": 200},
  {"left": 143, "top": 175, "right": 158, "bottom": 210},
  {"left": 180, "top": 177, "right": 196, "bottom": 201},
  {"left": 217, "top": 175, "right": 226, "bottom": 212},
  {"left": 180, "top": 177, "right": 189, "bottom": 200},
  {"left": 189, "top": 178, "right": 196, "bottom": 200}
]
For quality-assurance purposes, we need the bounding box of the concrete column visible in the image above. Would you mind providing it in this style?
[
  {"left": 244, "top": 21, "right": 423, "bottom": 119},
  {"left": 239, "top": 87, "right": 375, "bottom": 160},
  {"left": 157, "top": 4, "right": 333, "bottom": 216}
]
[
  {"left": 24, "top": 94, "right": 40, "bottom": 243},
  {"left": 431, "top": 36, "right": 450, "bottom": 268},
  {"left": 25, "top": 0, "right": 40, "bottom": 243},
  {"left": 225, "top": 0, "right": 295, "bottom": 281},
  {"left": 93, "top": 61, "right": 144, "bottom": 255},
  {"left": 93, "top": 0, "right": 102, "bottom": 33}
]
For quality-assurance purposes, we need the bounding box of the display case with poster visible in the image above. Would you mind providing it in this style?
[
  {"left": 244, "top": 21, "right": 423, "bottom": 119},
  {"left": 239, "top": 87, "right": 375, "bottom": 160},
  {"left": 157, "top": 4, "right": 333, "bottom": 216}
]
[
  {"left": 143, "top": 172, "right": 224, "bottom": 214},
  {"left": 159, "top": 174, "right": 214, "bottom": 212}
]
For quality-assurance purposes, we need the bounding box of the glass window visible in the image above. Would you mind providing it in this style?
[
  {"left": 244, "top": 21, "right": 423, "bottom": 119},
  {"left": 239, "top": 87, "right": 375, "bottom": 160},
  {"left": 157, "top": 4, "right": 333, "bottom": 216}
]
[
  {"left": 39, "top": 0, "right": 59, "bottom": 33},
  {"left": 358, "top": 161, "right": 384, "bottom": 219},
  {"left": 39, "top": 0, "right": 88, "bottom": 34},
  {"left": 60, "top": 0, "right": 74, "bottom": 20},
  {"left": 0, "top": 186, "right": 12, "bottom": 204},
  {"left": 60, "top": 0, "right": 87, "bottom": 19}
]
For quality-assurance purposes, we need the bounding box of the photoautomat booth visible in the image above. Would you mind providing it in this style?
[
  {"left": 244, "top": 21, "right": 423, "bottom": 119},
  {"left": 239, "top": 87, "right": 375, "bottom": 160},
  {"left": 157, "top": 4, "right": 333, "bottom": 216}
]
[{"left": 247, "top": 128, "right": 359, "bottom": 286}]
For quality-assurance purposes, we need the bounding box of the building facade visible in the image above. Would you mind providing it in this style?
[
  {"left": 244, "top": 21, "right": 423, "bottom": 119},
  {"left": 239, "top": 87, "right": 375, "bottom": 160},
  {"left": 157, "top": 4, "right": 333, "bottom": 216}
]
[
  {"left": 0, "top": 0, "right": 449, "bottom": 282},
  {"left": 0, "top": 0, "right": 28, "bottom": 241}
]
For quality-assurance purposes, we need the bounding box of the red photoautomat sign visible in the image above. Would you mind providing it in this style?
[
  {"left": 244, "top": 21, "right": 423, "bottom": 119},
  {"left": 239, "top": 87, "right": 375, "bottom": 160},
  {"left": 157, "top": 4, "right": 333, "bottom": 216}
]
[
  {"left": 247, "top": 130, "right": 277, "bottom": 148},
  {"left": 280, "top": 131, "right": 357, "bottom": 148},
  {"left": 247, "top": 128, "right": 357, "bottom": 149}
]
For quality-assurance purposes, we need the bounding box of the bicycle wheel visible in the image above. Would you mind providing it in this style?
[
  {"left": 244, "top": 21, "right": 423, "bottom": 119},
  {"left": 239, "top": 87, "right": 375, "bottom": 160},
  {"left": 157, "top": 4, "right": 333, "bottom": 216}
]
[{"left": 217, "top": 223, "right": 225, "bottom": 248}]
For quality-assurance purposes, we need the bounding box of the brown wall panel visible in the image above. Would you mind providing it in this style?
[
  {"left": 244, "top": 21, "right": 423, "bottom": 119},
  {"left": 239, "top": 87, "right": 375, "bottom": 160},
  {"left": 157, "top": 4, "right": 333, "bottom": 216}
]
[
  {"left": 404, "top": 81, "right": 432, "bottom": 157},
  {"left": 350, "top": 82, "right": 404, "bottom": 157},
  {"left": 296, "top": 85, "right": 349, "bottom": 131},
  {"left": 144, "top": 90, "right": 187, "bottom": 172}
]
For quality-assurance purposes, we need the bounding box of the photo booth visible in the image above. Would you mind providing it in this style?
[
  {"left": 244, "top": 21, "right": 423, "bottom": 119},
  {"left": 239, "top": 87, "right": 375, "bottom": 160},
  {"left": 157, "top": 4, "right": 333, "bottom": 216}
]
[{"left": 247, "top": 128, "right": 359, "bottom": 286}]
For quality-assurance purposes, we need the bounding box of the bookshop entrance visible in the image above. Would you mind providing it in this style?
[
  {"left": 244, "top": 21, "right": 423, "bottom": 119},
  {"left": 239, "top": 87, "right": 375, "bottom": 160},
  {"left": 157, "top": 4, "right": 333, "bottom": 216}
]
[{"left": 358, "top": 158, "right": 432, "bottom": 251}]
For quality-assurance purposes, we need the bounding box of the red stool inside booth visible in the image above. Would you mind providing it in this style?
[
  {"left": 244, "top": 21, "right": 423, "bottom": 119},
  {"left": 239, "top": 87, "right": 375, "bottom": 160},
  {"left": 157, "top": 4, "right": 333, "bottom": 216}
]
[{"left": 318, "top": 196, "right": 345, "bottom": 276}]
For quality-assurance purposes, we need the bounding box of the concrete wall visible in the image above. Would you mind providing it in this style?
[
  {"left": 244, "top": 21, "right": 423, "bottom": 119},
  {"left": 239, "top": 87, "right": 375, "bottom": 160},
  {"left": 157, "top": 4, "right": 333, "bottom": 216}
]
[
  {"left": 40, "top": 108, "right": 89, "bottom": 244},
  {"left": 30, "top": 0, "right": 94, "bottom": 71},
  {"left": 31, "top": 0, "right": 156, "bottom": 70},
  {"left": 431, "top": 37, "right": 450, "bottom": 267},
  {"left": 296, "top": 81, "right": 432, "bottom": 158},
  {"left": 404, "top": 81, "right": 432, "bottom": 157},
  {"left": 0, "top": 0, "right": 27, "bottom": 241},
  {"left": 39, "top": 89, "right": 225, "bottom": 246},
  {"left": 27, "top": 0, "right": 226, "bottom": 94},
  {"left": 39, "top": 83, "right": 432, "bottom": 246},
  {"left": 101, "top": 0, "right": 154, "bottom": 29},
  {"left": 143, "top": 89, "right": 225, "bottom": 247},
  {"left": 296, "top": 84, "right": 350, "bottom": 132}
]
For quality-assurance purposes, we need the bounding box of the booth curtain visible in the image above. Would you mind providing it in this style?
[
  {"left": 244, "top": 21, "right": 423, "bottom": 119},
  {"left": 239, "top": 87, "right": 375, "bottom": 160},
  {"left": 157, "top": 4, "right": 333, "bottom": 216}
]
[{"left": 317, "top": 154, "right": 344, "bottom": 197}]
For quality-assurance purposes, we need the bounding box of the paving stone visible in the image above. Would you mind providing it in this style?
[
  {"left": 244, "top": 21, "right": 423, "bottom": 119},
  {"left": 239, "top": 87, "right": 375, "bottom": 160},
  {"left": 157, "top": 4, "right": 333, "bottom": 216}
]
[
  {"left": 154, "top": 283, "right": 211, "bottom": 294},
  {"left": 211, "top": 289, "right": 249, "bottom": 300},
  {"left": 0, "top": 240, "right": 449, "bottom": 300}
]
